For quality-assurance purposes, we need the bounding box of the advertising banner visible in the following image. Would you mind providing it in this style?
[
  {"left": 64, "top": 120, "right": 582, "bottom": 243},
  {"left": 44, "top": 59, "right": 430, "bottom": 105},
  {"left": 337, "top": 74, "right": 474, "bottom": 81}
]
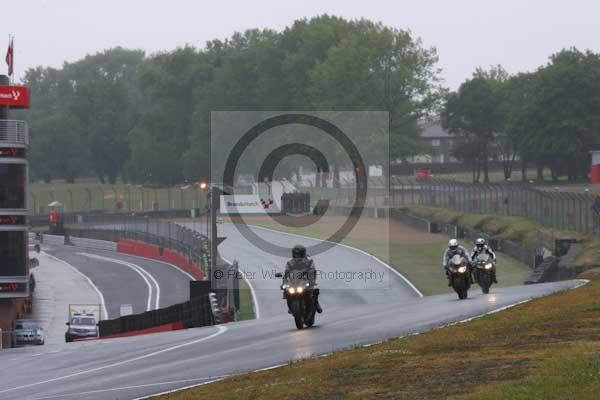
[
  {"left": 0, "top": 86, "right": 30, "bottom": 108},
  {"left": 220, "top": 195, "right": 271, "bottom": 214}
]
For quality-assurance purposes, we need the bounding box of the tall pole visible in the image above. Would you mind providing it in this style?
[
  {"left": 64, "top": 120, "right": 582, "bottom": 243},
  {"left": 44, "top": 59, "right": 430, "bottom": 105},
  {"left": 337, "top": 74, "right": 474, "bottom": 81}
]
[
  {"left": 210, "top": 185, "right": 219, "bottom": 282},
  {"left": 0, "top": 75, "right": 8, "bottom": 119}
]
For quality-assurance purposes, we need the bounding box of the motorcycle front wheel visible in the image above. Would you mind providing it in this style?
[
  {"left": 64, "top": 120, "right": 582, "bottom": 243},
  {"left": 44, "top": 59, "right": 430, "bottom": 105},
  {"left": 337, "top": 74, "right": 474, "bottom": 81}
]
[
  {"left": 294, "top": 314, "right": 304, "bottom": 329},
  {"left": 479, "top": 272, "right": 492, "bottom": 294},
  {"left": 453, "top": 275, "right": 469, "bottom": 300},
  {"left": 289, "top": 299, "right": 304, "bottom": 330}
]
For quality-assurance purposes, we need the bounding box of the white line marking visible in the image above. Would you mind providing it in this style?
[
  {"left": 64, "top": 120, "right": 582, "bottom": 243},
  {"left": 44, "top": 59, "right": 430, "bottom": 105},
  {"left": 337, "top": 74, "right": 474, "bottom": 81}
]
[
  {"left": 29, "top": 375, "right": 232, "bottom": 400},
  {"left": 7, "top": 350, "right": 62, "bottom": 362},
  {"left": 132, "top": 376, "right": 232, "bottom": 400},
  {"left": 222, "top": 256, "right": 260, "bottom": 320},
  {"left": 77, "top": 252, "right": 160, "bottom": 311},
  {"left": 42, "top": 251, "right": 109, "bottom": 320},
  {"left": 242, "top": 223, "right": 424, "bottom": 298},
  {"left": 109, "top": 251, "right": 195, "bottom": 280},
  {"left": 0, "top": 325, "right": 227, "bottom": 396}
]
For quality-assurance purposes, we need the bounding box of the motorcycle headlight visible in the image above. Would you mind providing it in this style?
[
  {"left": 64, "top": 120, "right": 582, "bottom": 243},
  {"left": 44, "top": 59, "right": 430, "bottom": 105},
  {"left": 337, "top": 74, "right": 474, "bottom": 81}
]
[
  {"left": 287, "top": 287, "right": 296, "bottom": 294},
  {"left": 485, "top": 263, "right": 493, "bottom": 270},
  {"left": 296, "top": 286, "right": 304, "bottom": 294},
  {"left": 458, "top": 266, "right": 467, "bottom": 273}
]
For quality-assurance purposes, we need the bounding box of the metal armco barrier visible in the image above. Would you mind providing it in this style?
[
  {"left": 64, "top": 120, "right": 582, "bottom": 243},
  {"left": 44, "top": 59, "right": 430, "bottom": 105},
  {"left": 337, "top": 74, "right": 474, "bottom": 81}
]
[{"left": 99, "top": 295, "right": 214, "bottom": 337}]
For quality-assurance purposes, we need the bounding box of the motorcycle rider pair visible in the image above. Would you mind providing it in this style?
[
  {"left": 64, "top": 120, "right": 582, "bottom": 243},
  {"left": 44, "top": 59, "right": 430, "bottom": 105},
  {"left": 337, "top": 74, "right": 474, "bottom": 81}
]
[{"left": 442, "top": 238, "right": 497, "bottom": 286}]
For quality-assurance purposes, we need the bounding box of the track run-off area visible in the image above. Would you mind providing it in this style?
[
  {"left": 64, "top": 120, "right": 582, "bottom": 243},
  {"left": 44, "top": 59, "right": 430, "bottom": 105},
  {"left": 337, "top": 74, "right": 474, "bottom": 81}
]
[{"left": 0, "top": 223, "right": 585, "bottom": 400}]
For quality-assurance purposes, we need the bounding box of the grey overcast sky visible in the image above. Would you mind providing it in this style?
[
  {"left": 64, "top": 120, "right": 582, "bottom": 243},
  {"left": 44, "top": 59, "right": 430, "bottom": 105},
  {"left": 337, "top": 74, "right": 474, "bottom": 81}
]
[{"left": 3, "top": 0, "right": 599, "bottom": 89}]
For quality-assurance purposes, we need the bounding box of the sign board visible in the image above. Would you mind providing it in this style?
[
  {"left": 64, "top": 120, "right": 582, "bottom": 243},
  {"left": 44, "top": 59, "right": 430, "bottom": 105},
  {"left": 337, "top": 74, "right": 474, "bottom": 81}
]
[
  {"left": 0, "top": 280, "right": 28, "bottom": 298},
  {"left": 0, "top": 86, "right": 30, "bottom": 108},
  {"left": 220, "top": 195, "right": 268, "bottom": 214},
  {"left": 0, "top": 215, "right": 26, "bottom": 225},
  {"left": 369, "top": 165, "right": 383, "bottom": 177},
  {"left": 415, "top": 167, "right": 431, "bottom": 181},
  {"left": 68, "top": 304, "right": 102, "bottom": 322},
  {"left": 120, "top": 304, "right": 134, "bottom": 317},
  {"left": 0, "top": 148, "right": 26, "bottom": 158}
]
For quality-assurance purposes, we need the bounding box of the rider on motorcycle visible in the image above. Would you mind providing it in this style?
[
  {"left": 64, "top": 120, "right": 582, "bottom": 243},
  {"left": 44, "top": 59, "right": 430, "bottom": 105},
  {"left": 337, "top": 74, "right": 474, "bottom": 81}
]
[
  {"left": 442, "top": 239, "right": 471, "bottom": 286},
  {"left": 283, "top": 245, "right": 322, "bottom": 313},
  {"left": 471, "top": 238, "right": 498, "bottom": 283}
]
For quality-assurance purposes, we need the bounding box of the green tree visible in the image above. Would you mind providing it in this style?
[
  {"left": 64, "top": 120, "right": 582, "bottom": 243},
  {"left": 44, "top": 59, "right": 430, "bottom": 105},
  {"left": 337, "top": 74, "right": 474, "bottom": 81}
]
[
  {"left": 29, "top": 114, "right": 88, "bottom": 183},
  {"left": 442, "top": 66, "right": 508, "bottom": 183},
  {"left": 308, "top": 20, "right": 442, "bottom": 187},
  {"left": 528, "top": 48, "right": 600, "bottom": 181}
]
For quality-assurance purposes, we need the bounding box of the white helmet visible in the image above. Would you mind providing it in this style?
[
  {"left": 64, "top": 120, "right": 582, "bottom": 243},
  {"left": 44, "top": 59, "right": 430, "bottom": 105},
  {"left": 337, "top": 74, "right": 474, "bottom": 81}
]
[
  {"left": 448, "top": 239, "right": 459, "bottom": 250},
  {"left": 475, "top": 238, "right": 486, "bottom": 250}
]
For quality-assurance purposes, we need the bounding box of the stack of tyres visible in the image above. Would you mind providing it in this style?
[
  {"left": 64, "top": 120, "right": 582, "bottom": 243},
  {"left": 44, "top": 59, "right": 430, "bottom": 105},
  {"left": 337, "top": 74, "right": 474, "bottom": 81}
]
[{"left": 281, "top": 193, "right": 311, "bottom": 214}]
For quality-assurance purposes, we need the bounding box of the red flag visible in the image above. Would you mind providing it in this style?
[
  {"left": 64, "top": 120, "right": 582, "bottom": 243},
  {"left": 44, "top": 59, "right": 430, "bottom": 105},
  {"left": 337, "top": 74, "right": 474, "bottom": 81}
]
[{"left": 5, "top": 37, "right": 13, "bottom": 76}]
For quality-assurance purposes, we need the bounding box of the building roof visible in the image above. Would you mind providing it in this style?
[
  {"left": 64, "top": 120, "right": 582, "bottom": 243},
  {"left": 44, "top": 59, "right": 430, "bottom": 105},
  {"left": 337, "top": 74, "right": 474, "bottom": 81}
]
[{"left": 420, "top": 122, "right": 453, "bottom": 139}]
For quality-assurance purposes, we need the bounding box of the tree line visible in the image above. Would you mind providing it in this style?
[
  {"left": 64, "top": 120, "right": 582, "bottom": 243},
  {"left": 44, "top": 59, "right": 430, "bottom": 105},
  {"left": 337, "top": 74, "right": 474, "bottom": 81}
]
[
  {"left": 20, "top": 15, "right": 600, "bottom": 186},
  {"left": 21, "top": 15, "right": 442, "bottom": 185},
  {"left": 442, "top": 48, "right": 600, "bottom": 183}
]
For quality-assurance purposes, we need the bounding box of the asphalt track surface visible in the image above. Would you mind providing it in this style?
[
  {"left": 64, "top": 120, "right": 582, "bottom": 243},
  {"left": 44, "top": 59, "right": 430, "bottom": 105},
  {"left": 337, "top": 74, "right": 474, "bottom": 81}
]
[
  {"left": 0, "top": 225, "right": 586, "bottom": 400},
  {"left": 45, "top": 246, "right": 193, "bottom": 320}
]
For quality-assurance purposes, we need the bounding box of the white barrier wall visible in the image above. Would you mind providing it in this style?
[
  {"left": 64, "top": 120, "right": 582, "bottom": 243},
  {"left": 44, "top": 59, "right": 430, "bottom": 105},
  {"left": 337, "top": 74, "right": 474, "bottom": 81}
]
[{"left": 41, "top": 235, "right": 117, "bottom": 252}]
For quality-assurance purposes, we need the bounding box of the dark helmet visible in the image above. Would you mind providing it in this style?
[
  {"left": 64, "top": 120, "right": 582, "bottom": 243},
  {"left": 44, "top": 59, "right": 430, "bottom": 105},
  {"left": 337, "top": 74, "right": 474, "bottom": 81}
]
[
  {"left": 448, "top": 238, "right": 459, "bottom": 251},
  {"left": 475, "top": 238, "right": 486, "bottom": 250},
  {"left": 292, "top": 245, "right": 306, "bottom": 259}
]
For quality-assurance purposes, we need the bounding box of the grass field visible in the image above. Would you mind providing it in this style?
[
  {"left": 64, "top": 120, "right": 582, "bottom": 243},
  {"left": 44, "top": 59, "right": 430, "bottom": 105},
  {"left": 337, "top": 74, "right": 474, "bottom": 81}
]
[
  {"left": 29, "top": 181, "right": 206, "bottom": 213},
  {"left": 157, "top": 272, "right": 598, "bottom": 400},
  {"left": 228, "top": 215, "right": 530, "bottom": 296}
]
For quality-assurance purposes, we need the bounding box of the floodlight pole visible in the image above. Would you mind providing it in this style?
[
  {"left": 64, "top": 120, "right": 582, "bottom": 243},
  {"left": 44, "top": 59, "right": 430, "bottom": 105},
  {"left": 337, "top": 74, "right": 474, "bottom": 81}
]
[{"left": 210, "top": 185, "right": 219, "bottom": 281}]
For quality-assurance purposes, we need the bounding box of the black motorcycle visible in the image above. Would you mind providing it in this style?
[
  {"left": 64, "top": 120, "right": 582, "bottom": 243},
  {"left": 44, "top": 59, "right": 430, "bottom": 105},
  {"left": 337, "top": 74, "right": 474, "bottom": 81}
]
[
  {"left": 275, "top": 273, "right": 317, "bottom": 330},
  {"left": 447, "top": 254, "right": 471, "bottom": 300},
  {"left": 473, "top": 253, "right": 495, "bottom": 294}
]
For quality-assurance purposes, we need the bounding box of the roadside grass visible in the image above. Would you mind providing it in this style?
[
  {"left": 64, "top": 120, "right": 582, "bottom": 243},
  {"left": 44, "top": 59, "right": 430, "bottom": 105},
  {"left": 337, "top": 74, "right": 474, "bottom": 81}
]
[
  {"left": 157, "top": 274, "right": 598, "bottom": 400},
  {"left": 403, "top": 205, "right": 600, "bottom": 269},
  {"left": 237, "top": 277, "right": 255, "bottom": 321},
  {"left": 232, "top": 217, "right": 529, "bottom": 296}
]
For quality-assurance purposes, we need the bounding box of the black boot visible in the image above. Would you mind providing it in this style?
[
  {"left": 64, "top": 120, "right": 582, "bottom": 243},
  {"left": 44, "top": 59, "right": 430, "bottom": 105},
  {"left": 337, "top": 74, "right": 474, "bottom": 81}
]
[
  {"left": 493, "top": 272, "right": 498, "bottom": 284},
  {"left": 316, "top": 301, "right": 323, "bottom": 314},
  {"left": 314, "top": 293, "right": 323, "bottom": 314}
]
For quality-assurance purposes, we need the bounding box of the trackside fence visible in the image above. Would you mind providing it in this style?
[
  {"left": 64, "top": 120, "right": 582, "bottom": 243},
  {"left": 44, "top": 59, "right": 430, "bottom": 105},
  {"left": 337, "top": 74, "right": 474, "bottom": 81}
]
[
  {"left": 61, "top": 213, "right": 210, "bottom": 277},
  {"left": 99, "top": 294, "right": 214, "bottom": 337},
  {"left": 389, "top": 179, "right": 600, "bottom": 235}
]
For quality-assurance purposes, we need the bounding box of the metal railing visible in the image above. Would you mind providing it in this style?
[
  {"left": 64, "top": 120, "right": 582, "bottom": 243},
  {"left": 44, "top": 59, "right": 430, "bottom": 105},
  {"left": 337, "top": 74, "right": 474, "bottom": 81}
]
[
  {"left": 300, "top": 177, "right": 600, "bottom": 236},
  {"left": 0, "top": 120, "right": 28, "bottom": 145},
  {"left": 397, "top": 179, "right": 600, "bottom": 235},
  {"left": 64, "top": 213, "right": 210, "bottom": 277}
]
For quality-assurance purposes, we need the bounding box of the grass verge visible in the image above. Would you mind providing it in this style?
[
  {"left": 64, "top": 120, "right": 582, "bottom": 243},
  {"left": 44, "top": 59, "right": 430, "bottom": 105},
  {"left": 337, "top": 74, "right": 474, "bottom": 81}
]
[
  {"left": 156, "top": 275, "right": 598, "bottom": 400},
  {"left": 403, "top": 205, "right": 600, "bottom": 269},
  {"left": 237, "top": 276, "right": 255, "bottom": 321}
]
